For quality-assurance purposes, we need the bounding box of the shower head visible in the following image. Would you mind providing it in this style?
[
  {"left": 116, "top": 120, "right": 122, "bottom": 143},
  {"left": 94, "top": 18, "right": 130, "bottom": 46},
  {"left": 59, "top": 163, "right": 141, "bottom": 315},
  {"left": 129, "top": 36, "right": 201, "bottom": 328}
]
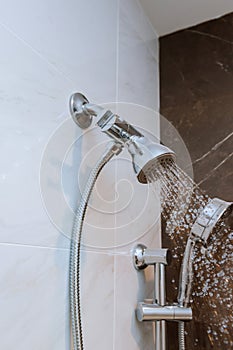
[
  {"left": 190, "top": 197, "right": 233, "bottom": 244},
  {"left": 129, "top": 137, "right": 175, "bottom": 184},
  {"left": 69, "top": 92, "right": 176, "bottom": 183}
]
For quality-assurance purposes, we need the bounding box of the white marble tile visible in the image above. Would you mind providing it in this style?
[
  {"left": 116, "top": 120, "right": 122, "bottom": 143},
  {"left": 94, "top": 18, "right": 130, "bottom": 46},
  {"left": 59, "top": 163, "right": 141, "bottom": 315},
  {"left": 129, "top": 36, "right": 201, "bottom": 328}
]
[
  {"left": 81, "top": 250, "right": 114, "bottom": 349},
  {"left": 0, "top": 0, "right": 118, "bottom": 249},
  {"left": 118, "top": 0, "right": 158, "bottom": 50},
  {"left": 118, "top": 40, "right": 159, "bottom": 109},
  {"left": 0, "top": 25, "right": 74, "bottom": 248},
  {"left": 0, "top": 244, "right": 115, "bottom": 350},
  {"left": 118, "top": 0, "right": 159, "bottom": 110},
  {"left": 0, "top": 244, "right": 70, "bottom": 350},
  {"left": 0, "top": 0, "right": 118, "bottom": 103},
  {"left": 114, "top": 253, "right": 155, "bottom": 349}
]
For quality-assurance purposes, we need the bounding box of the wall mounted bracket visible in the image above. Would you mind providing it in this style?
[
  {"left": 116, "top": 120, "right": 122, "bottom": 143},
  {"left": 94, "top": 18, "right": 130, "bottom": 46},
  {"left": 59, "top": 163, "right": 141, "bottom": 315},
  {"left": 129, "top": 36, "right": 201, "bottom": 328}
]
[
  {"left": 133, "top": 244, "right": 192, "bottom": 350},
  {"left": 69, "top": 92, "right": 93, "bottom": 129}
]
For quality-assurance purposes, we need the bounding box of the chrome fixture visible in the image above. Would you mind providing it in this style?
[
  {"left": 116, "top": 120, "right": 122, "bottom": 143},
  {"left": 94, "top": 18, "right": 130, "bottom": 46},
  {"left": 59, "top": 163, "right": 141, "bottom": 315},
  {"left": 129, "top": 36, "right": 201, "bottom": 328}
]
[
  {"left": 133, "top": 244, "right": 192, "bottom": 350},
  {"left": 190, "top": 197, "right": 232, "bottom": 244},
  {"left": 133, "top": 244, "right": 172, "bottom": 269},
  {"left": 69, "top": 92, "right": 175, "bottom": 183},
  {"left": 69, "top": 93, "right": 104, "bottom": 129},
  {"left": 137, "top": 303, "right": 192, "bottom": 322}
]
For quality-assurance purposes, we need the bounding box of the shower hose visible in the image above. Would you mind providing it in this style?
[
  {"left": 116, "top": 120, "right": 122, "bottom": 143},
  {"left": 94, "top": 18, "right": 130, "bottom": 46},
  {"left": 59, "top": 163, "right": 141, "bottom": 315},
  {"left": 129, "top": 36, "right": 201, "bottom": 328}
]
[
  {"left": 178, "top": 237, "right": 196, "bottom": 350},
  {"left": 69, "top": 142, "right": 121, "bottom": 350}
]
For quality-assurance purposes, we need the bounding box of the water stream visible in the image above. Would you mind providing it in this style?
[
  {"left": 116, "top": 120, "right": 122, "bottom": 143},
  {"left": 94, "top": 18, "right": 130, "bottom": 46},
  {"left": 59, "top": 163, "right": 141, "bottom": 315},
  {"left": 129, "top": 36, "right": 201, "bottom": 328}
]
[{"left": 146, "top": 160, "right": 233, "bottom": 348}]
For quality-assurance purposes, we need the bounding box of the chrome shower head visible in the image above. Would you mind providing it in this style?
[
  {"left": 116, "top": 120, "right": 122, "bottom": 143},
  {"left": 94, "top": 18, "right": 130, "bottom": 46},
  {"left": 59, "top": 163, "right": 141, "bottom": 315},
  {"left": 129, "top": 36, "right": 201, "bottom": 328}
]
[
  {"left": 128, "top": 136, "right": 176, "bottom": 184},
  {"left": 69, "top": 92, "right": 176, "bottom": 184}
]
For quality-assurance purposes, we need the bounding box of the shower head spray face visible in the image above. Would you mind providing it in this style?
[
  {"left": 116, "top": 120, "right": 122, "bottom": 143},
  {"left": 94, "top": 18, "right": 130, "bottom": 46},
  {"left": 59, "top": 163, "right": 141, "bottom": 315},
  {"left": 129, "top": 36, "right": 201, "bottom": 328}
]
[{"left": 129, "top": 137, "right": 176, "bottom": 184}]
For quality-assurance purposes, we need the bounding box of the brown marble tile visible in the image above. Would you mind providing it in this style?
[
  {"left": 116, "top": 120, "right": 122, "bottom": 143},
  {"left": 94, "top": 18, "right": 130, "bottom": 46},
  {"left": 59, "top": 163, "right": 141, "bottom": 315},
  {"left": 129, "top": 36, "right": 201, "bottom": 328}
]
[
  {"left": 160, "top": 14, "right": 233, "bottom": 111},
  {"left": 160, "top": 12, "right": 233, "bottom": 350}
]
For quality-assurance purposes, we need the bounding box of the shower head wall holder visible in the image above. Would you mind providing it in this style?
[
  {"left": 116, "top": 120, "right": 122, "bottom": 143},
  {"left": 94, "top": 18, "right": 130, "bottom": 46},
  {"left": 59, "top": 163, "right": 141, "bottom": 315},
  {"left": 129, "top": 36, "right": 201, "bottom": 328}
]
[
  {"left": 137, "top": 303, "right": 192, "bottom": 322},
  {"left": 69, "top": 92, "right": 105, "bottom": 129},
  {"left": 133, "top": 244, "right": 192, "bottom": 350},
  {"left": 69, "top": 93, "right": 92, "bottom": 129}
]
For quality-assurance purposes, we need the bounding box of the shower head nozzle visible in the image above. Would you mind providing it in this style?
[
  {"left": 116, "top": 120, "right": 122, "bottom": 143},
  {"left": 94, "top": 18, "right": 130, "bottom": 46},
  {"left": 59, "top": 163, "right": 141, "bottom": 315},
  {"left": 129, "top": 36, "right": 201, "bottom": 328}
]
[{"left": 130, "top": 139, "right": 176, "bottom": 184}]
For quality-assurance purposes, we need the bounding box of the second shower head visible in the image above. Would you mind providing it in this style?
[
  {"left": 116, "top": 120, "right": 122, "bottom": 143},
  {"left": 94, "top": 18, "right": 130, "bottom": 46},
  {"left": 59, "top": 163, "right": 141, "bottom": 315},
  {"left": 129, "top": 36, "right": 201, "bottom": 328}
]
[{"left": 69, "top": 92, "right": 176, "bottom": 183}]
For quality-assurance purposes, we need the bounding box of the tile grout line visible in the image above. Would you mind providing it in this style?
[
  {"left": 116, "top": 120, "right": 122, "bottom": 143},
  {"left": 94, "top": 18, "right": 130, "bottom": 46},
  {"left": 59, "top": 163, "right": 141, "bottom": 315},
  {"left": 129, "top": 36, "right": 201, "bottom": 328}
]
[
  {"left": 136, "top": 0, "right": 159, "bottom": 39},
  {"left": 0, "top": 241, "right": 69, "bottom": 251},
  {"left": 0, "top": 240, "right": 136, "bottom": 255},
  {"left": 115, "top": 0, "right": 120, "bottom": 104},
  {"left": 113, "top": 0, "right": 120, "bottom": 348}
]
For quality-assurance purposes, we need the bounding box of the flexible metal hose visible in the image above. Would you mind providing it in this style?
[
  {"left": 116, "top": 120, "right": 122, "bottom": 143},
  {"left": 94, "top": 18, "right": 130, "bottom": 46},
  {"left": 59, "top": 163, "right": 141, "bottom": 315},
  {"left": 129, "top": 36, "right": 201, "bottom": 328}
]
[
  {"left": 178, "top": 238, "right": 195, "bottom": 306},
  {"left": 69, "top": 142, "right": 121, "bottom": 350},
  {"left": 177, "top": 238, "right": 195, "bottom": 350},
  {"left": 178, "top": 322, "right": 185, "bottom": 350}
]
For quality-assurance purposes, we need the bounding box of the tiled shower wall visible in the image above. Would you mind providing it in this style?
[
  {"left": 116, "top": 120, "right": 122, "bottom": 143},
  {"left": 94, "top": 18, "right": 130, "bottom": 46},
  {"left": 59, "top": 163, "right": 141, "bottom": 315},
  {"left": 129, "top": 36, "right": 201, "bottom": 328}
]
[{"left": 0, "top": 1, "right": 160, "bottom": 349}]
